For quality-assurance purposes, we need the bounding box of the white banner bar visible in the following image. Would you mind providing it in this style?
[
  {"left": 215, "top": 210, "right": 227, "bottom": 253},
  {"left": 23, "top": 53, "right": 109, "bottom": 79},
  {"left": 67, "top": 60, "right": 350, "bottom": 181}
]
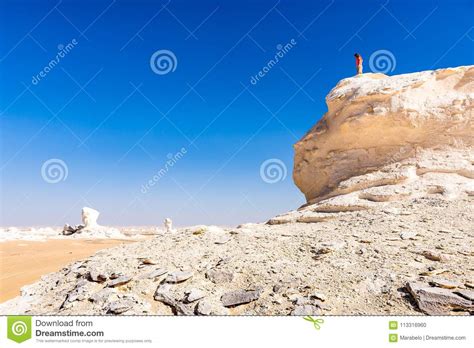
[{"left": 1, "top": 316, "right": 472, "bottom": 347}]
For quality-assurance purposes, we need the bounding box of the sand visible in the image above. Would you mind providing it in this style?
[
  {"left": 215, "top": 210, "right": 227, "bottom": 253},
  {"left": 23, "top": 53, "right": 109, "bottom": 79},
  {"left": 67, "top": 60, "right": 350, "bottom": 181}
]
[{"left": 0, "top": 239, "right": 132, "bottom": 303}]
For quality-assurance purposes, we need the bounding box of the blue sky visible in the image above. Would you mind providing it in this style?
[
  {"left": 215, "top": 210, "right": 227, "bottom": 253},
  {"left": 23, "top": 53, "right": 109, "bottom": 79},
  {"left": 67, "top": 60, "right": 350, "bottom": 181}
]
[{"left": 0, "top": 0, "right": 473, "bottom": 227}]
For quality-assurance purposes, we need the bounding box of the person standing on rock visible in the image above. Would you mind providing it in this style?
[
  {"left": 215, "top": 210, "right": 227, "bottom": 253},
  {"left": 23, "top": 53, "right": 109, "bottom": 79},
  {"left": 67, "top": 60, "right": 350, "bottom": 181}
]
[{"left": 354, "top": 53, "right": 363, "bottom": 75}]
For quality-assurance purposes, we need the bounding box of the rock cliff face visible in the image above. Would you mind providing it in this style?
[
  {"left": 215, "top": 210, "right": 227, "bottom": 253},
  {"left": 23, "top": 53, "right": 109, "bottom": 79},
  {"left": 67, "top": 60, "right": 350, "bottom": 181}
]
[{"left": 293, "top": 66, "right": 474, "bottom": 204}]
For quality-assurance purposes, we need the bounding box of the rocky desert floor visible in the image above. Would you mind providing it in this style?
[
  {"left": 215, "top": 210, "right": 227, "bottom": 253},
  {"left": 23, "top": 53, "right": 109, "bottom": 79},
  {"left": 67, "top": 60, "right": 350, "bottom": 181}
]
[
  {"left": 0, "top": 239, "right": 133, "bottom": 302},
  {"left": 2, "top": 66, "right": 473, "bottom": 316},
  {"left": 1, "top": 194, "right": 472, "bottom": 316}
]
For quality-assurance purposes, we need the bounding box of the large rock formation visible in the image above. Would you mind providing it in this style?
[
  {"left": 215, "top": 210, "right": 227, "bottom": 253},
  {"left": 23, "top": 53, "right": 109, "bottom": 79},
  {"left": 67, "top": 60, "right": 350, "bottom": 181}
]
[{"left": 294, "top": 66, "right": 474, "bottom": 204}]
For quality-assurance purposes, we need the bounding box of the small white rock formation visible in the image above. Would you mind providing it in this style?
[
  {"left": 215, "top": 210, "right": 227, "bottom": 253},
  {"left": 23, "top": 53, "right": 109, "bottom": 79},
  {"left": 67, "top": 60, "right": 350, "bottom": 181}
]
[
  {"left": 82, "top": 207, "right": 100, "bottom": 230},
  {"left": 164, "top": 218, "right": 173, "bottom": 233},
  {"left": 63, "top": 207, "right": 124, "bottom": 238},
  {"left": 293, "top": 66, "right": 474, "bottom": 206}
]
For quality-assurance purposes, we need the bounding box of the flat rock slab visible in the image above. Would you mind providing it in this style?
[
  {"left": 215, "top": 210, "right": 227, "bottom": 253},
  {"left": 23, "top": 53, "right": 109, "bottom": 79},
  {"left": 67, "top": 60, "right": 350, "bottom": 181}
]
[
  {"left": 429, "top": 278, "right": 462, "bottom": 289},
  {"left": 185, "top": 289, "right": 206, "bottom": 303},
  {"left": 138, "top": 258, "right": 158, "bottom": 265},
  {"left": 221, "top": 289, "right": 261, "bottom": 307},
  {"left": 165, "top": 271, "right": 193, "bottom": 284},
  {"left": 107, "top": 276, "right": 132, "bottom": 288},
  {"left": 145, "top": 268, "right": 168, "bottom": 279},
  {"left": 195, "top": 301, "right": 212, "bottom": 315},
  {"left": 266, "top": 214, "right": 298, "bottom": 225},
  {"left": 406, "top": 282, "right": 473, "bottom": 315},
  {"left": 454, "top": 289, "right": 474, "bottom": 301},
  {"left": 106, "top": 300, "right": 133, "bottom": 314},
  {"left": 206, "top": 269, "right": 234, "bottom": 284},
  {"left": 154, "top": 289, "right": 193, "bottom": 315},
  {"left": 291, "top": 305, "right": 320, "bottom": 316}
]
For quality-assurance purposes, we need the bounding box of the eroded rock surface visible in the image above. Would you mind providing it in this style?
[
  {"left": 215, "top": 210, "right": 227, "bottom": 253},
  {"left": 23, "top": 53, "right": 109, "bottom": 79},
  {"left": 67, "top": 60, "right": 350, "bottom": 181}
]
[{"left": 294, "top": 66, "right": 474, "bottom": 204}]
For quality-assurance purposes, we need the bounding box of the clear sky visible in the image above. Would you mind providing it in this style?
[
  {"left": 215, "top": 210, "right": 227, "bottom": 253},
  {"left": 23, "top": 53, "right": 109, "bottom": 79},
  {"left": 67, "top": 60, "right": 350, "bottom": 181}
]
[{"left": 1, "top": 0, "right": 473, "bottom": 227}]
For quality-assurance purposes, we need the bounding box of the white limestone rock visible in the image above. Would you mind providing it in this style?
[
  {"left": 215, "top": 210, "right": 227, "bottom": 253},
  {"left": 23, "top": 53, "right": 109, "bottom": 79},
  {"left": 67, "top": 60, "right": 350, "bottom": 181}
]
[
  {"left": 164, "top": 218, "right": 174, "bottom": 233},
  {"left": 294, "top": 66, "right": 474, "bottom": 204},
  {"left": 82, "top": 207, "right": 100, "bottom": 229}
]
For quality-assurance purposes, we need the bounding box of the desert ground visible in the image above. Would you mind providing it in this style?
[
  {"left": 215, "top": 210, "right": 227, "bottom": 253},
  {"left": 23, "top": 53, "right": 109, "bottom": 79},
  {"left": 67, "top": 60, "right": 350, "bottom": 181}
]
[
  {"left": 0, "top": 66, "right": 472, "bottom": 316},
  {"left": 0, "top": 239, "right": 132, "bottom": 302}
]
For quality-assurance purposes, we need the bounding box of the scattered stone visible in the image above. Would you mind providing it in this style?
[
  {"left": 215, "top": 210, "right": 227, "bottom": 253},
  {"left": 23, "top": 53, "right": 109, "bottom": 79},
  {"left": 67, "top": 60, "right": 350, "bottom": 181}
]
[
  {"left": 89, "top": 288, "right": 115, "bottom": 305},
  {"left": 60, "top": 280, "right": 89, "bottom": 309},
  {"left": 206, "top": 269, "right": 234, "bottom": 284},
  {"left": 165, "top": 271, "right": 193, "bottom": 284},
  {"left": 294, "top": 296, "right": 309, "bottom": 306},
  {"left": 106, "top": 300, "right": 133, "bottom": 314},
  {"left": 138, "top": 258, "right": 157, "bottom": 265},
  {"left": 400, "top": 231, "right": 417, "bottom": 240},
  {"left": 221, "top": 289, "right": 261, "bottom": 307},
  {"left": 215, "top": 235, "right": 231, "bottom": 245},
  {"left": 193, "top": 300, "right": 228, "bottom": 315},
  {"left": 62, "top": 224, "right": 85, "bottom": 236},
  {"left": 316, "top": 247, "right": 332, "bottom": 254},
  {"left": 154, "top": 287, "right": 193, "bottom": 315},
  {"left": 420, "top": 269, "right": 449, "bottom": 276},
  {"left": 406, "top": 282, "right": 473, "bottom": 315},
  {"left": 422, "top": 251, "right": 444, "bottom": 262},
  {"left": 291, "top": 305, "right": 320, "bottom": 315},
  {"left": 145, "top": 268, "right": 168, "bottom": 279},
  {"left": 195, "top": 301, "right": 212, "bottom": 315},
  {"left": 107, "top": 276, "right": 132, "bottom": 288},
  {"left": 312, "top": 247, "right": 333, "bottom": 260},
  {"left": 310, "top": 292, "right": 327, "bottom": 302},
  {"left": 359, "top": 239, "right": 372, "bottom": 244},
  {"left": 185, "top": 289, "right": 206, "bottom": 303},
  {"left": 87, "top": 269, "right": 107, "bottom": 283},
  {"left": 465, "top": 282, "right": 474, "bottom": 289},
  {"left": 429, "top": 278, "right": 462, "bottom": 289},
  {"left": 109, "top": 273, "right": 122, "bottom": 280}
]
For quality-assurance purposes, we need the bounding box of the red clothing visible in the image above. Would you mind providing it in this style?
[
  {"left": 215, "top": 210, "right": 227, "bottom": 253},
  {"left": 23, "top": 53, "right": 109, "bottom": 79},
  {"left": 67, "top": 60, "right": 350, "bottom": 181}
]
[{"left": 355, "top": 56, "right": 362, "bottom": 66}]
